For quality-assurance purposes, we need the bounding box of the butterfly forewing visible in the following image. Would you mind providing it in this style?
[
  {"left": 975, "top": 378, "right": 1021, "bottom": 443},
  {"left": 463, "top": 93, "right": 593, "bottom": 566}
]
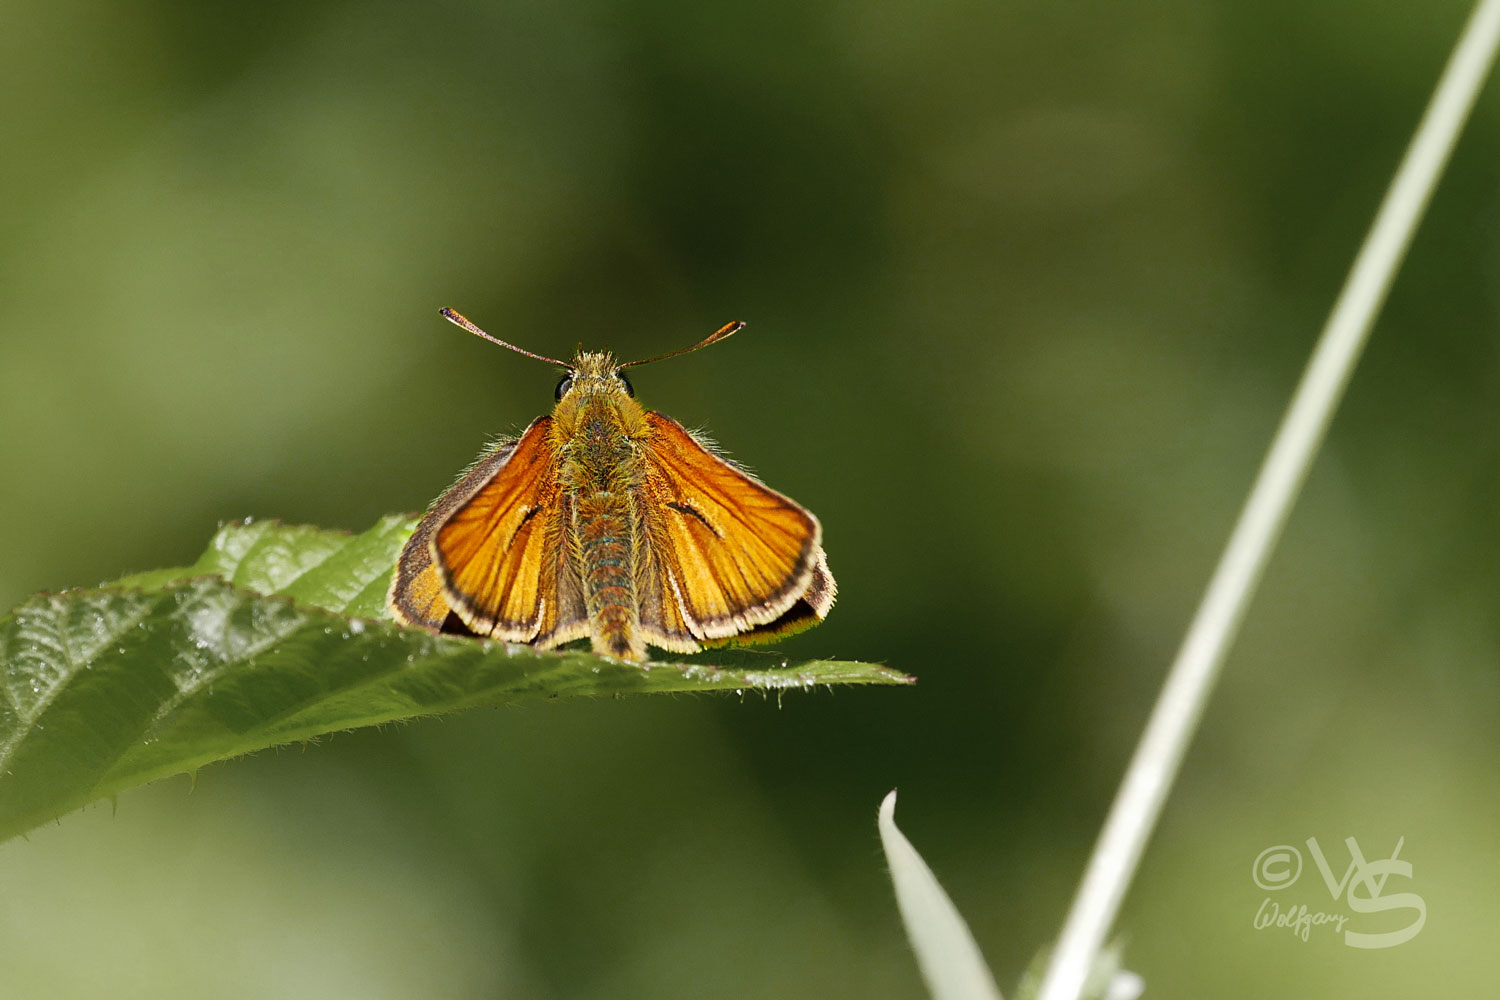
[
  {"left": 429, "top": 417, "right": 586, "bottom": 643},
  {"left": 389, "top": 438, "right": 522, "bottom": 629},
  {"left": 638, "top": 412, "right": 824, "bottom": 643}
]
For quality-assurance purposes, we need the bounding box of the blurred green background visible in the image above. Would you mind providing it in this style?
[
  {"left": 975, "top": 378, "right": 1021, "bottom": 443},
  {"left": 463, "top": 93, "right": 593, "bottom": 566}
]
[{"left": 3, "top": 0, "right": 1498, "bottom": 996}]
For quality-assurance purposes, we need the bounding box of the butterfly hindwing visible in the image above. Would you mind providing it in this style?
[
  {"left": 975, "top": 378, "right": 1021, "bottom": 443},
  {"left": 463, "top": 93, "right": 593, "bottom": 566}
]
[{"left": 716, "top": 549, "right": 836, "bottom": 646}]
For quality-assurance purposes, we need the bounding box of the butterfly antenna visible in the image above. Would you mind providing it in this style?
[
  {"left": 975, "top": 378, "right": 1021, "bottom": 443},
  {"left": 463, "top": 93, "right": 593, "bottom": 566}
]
[
  {"left": 618, "top": 321, "right": 746, "bottom": 369},
  {"left": 440, "top": 308, "right": 570, "bottom": 367}
]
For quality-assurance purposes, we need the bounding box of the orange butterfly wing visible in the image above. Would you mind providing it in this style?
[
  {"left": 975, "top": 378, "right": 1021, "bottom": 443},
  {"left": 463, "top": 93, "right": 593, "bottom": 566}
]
[
  {"left": 388, "top": 437, "right": 524, "bottom": 632},
  {"left": 638, "top": 412, "right": 835, "bottom": 647},
  {"left": 390, "top": 417, "right": 587, "bottom": 645}
]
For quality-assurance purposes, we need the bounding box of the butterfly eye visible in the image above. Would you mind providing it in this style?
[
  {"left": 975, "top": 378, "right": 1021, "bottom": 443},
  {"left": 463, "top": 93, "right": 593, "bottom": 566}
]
[
  {"left": 554, "top": 374, "right": 574, "bottom": 401},
  {"left": 617, "top": 372, "right": 634, "bottom": 397}
]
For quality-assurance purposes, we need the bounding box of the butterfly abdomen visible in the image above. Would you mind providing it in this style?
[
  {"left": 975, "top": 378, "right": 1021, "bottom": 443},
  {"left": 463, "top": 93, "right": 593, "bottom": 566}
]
[{"left": 576, "top": 490, "right": 642, "bottom": 659}]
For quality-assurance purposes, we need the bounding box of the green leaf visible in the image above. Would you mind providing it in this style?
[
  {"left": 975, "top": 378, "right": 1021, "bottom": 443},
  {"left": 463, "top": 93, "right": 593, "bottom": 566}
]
[{"left": 0, "top": 517, "right": 909, "bottom": 843}]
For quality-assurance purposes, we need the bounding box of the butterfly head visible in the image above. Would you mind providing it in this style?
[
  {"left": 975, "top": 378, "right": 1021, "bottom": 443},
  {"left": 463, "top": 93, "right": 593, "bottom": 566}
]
[{"left": 554, "top": 352, "right": 633, "bottom": 402}]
